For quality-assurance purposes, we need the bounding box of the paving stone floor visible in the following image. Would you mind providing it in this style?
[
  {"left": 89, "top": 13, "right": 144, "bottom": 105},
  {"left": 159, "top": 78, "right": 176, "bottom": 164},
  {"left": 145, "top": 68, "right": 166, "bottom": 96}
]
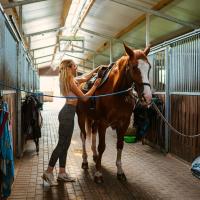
[{"left": 8, "top": 99, "right": 200, "bottom": 200}]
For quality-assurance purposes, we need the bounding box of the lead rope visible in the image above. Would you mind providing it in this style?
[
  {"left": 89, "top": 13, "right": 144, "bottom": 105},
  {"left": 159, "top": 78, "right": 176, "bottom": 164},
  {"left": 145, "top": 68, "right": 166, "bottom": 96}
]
[{"left": 151, "top": 101, "right": 200, "bottom": 138}]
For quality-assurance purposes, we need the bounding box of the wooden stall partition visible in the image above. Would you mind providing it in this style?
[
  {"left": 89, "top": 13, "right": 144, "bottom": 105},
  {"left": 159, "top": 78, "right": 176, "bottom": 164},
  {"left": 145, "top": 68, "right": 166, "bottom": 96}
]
[
  {"left": 170, "top": 95, "right": 200, "bottom": 162},
  {"left": 145, "top": 94, "right": 166, "bottom": 151}
]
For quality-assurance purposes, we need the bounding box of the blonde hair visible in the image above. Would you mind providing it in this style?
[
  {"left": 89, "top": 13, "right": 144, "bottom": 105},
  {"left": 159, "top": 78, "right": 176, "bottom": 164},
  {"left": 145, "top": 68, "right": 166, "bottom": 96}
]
[{"left": 59, "top": 59, "right": 74, "bottom": 96}]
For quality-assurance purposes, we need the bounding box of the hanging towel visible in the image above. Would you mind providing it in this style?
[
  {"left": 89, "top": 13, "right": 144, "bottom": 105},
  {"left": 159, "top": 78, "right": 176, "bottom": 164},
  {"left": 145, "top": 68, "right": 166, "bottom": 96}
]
[{"left": 0, "top": 102, "right": 14, "bottom": 198}]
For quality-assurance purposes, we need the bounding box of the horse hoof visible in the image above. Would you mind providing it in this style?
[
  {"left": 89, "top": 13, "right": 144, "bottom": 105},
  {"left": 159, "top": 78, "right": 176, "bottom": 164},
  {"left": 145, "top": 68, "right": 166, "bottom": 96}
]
[
  {"left": 93, "top": 155, "right": 98, "bottom": 163},
  {"left": 81, "top": 162, "right": 88, "bottom": 170},
  {"left": 94, "top": 176, "right": 104, "bottom": 184},
  {"left": 117, "top": 173, "right": 127, "bottom": 181}
]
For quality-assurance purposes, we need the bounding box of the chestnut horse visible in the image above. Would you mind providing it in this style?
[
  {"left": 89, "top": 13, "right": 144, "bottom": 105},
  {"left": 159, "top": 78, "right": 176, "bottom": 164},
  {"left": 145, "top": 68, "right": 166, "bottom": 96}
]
[{"left": 76, "top": 44, "right": 152, "bottom": 183}]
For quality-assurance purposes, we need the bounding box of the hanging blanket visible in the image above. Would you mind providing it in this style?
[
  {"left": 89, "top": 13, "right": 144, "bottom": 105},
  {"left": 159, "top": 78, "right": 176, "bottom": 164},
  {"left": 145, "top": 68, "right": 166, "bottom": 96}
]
[
  {"left": 21, "top": 95, "right": 42, "bottom": 140},
  {"left": 0, "top": 102, "right": 14, "bottom": 198}
]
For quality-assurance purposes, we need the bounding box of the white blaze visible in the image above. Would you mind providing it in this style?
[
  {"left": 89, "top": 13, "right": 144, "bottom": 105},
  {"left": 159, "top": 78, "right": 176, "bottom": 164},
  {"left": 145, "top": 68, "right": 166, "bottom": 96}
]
[{"left": 137, "top": 59, "right": 152, "bottom": 103}]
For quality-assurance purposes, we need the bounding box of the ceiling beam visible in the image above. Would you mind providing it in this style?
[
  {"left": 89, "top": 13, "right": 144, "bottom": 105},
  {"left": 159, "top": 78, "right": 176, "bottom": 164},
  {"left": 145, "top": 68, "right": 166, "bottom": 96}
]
[
  {"left": 78, "top": 27, "right": 140, "bottom": 48},
  {"left": 115, "top": 0, "right": 174, "bottom": 38},
  {"left": 61, "top": 0, "right": 72, "bottom": 26},
  {"left": 65, "top": 53, "right": 95, "bottom": 64},
  {"left": 80, "top": 0, "right": 174, "bottom": 67},
  {"left": 52, "top": 0, "right": 72, "bottom": 64},
  {"left": 25, "top": 27, "right": 61, "bottom": 37},
  {"left": 71, "top": 44, "right": 109, "bottom": 58},
  {"left": 2, "top": 0, "right": 47, "bottom": 9},
  {"left": 30, "top": 44, "right": 58, "bottom": 51},
  {"left": 111, "top": 0, "right": 199, "bottom": 29},
  {"left": 73, "top": 0, "right": 95, "bottom": 35},
  {"left": 58, "top": 0, "right": 95, "bottom": 63},
  {"left": 34, "top": 54, "right": 54, "bottom": 60},
  {"left": 36, "top": 60, "right": 52, "bottom": 65}
]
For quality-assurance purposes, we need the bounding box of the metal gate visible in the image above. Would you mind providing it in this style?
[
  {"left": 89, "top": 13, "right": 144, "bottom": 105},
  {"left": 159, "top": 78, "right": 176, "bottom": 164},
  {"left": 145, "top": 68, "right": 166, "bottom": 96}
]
[
  {"left": 169, "top": 33, "right": 200, "bottom": 162},
  {"left": 148, "top": 29, "right": 200, "bottom": 162},
  {"left": 0, "top": 7, "right": 40, "bottom": 156},
  {"left": 147, "top": 50, "right": 166, "bottom": 150}
]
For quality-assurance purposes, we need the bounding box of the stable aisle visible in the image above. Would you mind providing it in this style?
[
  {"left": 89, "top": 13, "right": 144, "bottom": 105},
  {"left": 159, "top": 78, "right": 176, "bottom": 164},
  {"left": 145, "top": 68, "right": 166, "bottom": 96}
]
[{"left": 8, "top": 100, "right": 200, "bottom": 200}]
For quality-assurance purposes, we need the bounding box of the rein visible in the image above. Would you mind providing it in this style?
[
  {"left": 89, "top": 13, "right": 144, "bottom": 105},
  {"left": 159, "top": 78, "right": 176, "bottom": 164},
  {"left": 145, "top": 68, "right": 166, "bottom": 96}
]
[
  {"left": 151, "top": 101, "right": 200, "bottom": 138},
  {"left": 0, "top": 80, "right": 133, "bottom": 99}
]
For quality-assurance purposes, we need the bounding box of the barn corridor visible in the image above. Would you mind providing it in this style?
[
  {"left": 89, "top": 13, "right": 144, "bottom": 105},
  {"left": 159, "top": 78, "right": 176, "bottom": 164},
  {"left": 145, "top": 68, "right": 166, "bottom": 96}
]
[{"left": 8, "top": 100, "right": 200, "bottom": 200}]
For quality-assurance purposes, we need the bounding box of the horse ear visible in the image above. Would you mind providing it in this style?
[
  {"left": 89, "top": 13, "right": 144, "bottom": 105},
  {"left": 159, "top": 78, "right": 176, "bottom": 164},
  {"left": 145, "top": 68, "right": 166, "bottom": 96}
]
[
  {"left": 123, "top": 43, "right": 134, "bottom": 58},
  {"left": 144, "top": 46, "right": 150, "bottom": 56}
]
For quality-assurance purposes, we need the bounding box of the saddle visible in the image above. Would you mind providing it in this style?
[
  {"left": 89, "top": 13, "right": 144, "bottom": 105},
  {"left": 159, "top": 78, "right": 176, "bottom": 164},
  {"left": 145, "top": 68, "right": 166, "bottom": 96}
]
[
  {"left": 82, "top": 63, "right": 115, "bottom": 110},
  {"left": 82, "top": 62, "right": 115, "bottom": 92}
]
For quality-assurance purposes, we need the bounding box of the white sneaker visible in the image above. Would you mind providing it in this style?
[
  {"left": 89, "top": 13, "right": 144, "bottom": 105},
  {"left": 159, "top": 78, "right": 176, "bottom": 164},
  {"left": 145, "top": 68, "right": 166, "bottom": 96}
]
[
  {"left": 41, "top": 171, "right": 56, "bottom": 185},
  {"left": 57, "top": 173, "right": 76, "bottom": 182}
]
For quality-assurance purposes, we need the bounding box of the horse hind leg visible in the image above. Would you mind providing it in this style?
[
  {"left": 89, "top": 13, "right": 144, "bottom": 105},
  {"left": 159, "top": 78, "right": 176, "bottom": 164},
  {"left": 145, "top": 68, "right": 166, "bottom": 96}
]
[
  {"left": 94, "top": 124, "right": 106, "bottom": 183},
  {"left": 91, "top": 121, "right": 98, "bottom": 163},
  {"left": 116, "top": 130, "right": 127, "bottom": 181}
]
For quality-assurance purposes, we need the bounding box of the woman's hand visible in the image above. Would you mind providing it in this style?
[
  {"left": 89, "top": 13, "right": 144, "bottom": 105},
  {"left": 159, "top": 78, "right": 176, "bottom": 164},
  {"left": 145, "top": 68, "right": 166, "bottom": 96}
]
[
  {"left": 93, "top": 66, "right": 100, "bottom": 73},
  {"left": 94, "top": 78, "right": 101, "bottom": 87}
]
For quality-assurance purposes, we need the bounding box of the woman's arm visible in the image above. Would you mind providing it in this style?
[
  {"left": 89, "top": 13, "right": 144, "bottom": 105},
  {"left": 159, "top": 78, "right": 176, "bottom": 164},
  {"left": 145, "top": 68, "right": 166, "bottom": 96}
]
[
  {"left": 70, "top": 78, "right": 101, "bottom": 102},
  {"left": 75, "top": 66, "right": 100, "bottom": 84}
]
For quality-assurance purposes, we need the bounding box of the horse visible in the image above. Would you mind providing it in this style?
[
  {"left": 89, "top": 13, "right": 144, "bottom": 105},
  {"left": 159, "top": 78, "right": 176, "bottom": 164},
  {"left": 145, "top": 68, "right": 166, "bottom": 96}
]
[{"left": 76, "top": 43, "right": 152, "bottom": 183}]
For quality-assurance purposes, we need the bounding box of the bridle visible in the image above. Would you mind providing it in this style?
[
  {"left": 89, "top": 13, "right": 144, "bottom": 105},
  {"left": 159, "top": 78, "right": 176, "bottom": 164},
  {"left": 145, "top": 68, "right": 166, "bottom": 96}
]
[{"left": 132, "top": 82, "right": 151, "bottom": 104}]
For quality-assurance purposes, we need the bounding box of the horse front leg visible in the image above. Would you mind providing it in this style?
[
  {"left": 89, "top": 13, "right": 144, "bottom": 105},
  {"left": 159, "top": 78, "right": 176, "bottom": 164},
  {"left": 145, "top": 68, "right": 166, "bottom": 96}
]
[
  {"left": 81, "top": 131, "right": 88, "bottom": 169},
  {"left": 91, "top": 121, "right": 98, "bottom": 163},
  {"left": 116, "top": 127, "right": 128, "bottom": 181},
  {"left": 94, "top": 123, "right": 106, "bottom": 183},
  {"left": 77, "top": 114, "right": 89, "bottom": 169}
]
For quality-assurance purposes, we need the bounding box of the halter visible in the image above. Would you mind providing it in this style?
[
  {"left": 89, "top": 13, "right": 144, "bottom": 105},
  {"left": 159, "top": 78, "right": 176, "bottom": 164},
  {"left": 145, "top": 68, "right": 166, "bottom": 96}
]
[
  {"left": 132, "top": 82, "right": 151, "bottom": 90},
  {"left": 132, "top": 82, "right": 151, "bottom": 104}
]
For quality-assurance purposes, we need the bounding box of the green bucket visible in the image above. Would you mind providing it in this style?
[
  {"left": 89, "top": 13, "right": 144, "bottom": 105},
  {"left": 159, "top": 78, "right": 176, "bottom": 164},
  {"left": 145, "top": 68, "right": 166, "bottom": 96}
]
[{"left": 124, "top": 135, "right": 136, "bottom": 143}]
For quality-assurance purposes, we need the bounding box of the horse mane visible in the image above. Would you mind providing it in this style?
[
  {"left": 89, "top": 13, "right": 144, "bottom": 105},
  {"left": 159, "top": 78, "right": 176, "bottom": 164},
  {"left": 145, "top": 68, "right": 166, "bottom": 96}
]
[
  {"left": 112, "top": 56, "right": 130, "bottom": 92},
  {"left": 115, "top": 55, "right": 128, "bottom": 70}
]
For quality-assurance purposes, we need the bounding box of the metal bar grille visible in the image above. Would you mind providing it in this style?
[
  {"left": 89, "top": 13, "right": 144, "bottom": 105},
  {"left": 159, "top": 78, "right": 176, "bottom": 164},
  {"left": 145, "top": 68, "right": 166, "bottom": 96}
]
[
  {"left": 149, "top": 50, "right": 166, "bottom": 92},
  {"left": 150, "top": 32, "right": 200, "bottom": 93},
  {"left": 170, "top": 34, "right": 200, "bottom": 92}
]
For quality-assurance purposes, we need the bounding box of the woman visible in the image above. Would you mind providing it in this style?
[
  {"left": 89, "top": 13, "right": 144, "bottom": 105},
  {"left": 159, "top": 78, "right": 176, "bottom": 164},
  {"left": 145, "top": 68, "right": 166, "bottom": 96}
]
[{"left": 42, "top": 59, "right": 101, "bottom": 185}]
